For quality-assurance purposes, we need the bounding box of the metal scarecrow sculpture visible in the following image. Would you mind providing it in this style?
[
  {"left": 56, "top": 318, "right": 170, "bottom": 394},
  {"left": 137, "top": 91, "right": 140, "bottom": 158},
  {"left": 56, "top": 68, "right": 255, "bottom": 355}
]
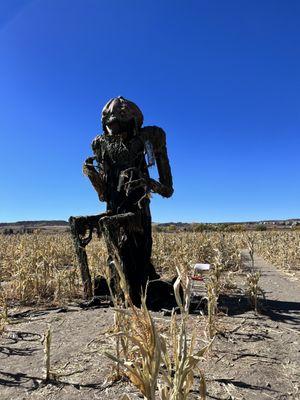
[{"left": 69, "top": 96, "right": 174, "bottom": 307}]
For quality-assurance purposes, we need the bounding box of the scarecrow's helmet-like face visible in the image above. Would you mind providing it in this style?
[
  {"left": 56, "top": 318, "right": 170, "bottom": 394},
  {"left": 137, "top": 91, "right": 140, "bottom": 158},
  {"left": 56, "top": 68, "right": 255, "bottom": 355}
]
[{"left": 101, "top": 96, "right": 144, "bottom": 135}]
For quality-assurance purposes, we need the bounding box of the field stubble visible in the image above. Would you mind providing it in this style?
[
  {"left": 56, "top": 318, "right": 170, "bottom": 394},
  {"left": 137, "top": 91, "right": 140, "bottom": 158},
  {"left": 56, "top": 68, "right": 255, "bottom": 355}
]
[
  {"left": 0, "top": 230, "right": 299, "bottom": 399},
  {"left": 0, "top": 231, "right": 299, "bottom": 305}
]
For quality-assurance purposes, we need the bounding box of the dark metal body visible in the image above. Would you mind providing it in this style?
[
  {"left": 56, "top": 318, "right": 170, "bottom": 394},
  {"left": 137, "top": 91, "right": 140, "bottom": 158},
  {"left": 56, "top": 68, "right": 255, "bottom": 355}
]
[{"left": 69, "top": 97, "right": 173, "bottom": 305}]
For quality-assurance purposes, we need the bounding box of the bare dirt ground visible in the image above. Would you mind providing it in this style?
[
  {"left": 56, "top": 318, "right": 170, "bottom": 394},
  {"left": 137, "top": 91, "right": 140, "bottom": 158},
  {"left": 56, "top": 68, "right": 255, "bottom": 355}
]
[{"left": 1, "top": 254, "right": 299, "bottom": 400}]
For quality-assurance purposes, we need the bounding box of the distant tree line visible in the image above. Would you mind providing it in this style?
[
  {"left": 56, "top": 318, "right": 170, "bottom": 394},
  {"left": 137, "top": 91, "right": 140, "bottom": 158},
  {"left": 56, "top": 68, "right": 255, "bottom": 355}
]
[
  {"left": 2, "top": 228, "right": 34, "bottom": 235},
  {"left": 153, "top": 223, "right": 269, "bottom": 233}
]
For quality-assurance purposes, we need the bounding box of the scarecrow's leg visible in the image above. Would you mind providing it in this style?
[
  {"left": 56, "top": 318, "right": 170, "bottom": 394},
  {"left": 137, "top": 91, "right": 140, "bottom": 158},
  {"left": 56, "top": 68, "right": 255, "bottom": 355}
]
[
  {"left": 99, "top": 212, "right": 152, "bottom": 306},
  {"left": 69, "top": 213, "right": 107, "bottom": 299}
]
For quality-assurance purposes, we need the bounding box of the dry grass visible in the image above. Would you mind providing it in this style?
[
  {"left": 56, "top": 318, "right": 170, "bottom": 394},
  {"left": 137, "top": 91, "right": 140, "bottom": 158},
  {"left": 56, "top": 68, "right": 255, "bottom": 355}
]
[
  {"left": 41, "top": 324, "right": 52, "bottom": 381},
  {"left": 245, "top": 272, "right": 264, "bottom": 313},
  {"left": 0, "top": 230, "right": 299, "bottom": 306},
  {"left": 105, "top": 273, "right": 211, "bottom": 400},
  {"left": 0, "top": 231, "right": 243, "bottom": 305},
  {"left": 0, "top": 230, "right": 299, "bottom": 399},
  {"left": 0, "top": 291, "right": 9, "bottom": 334},
  {"left": 249, "top": 231, "right": 300, "bottom": 272}
]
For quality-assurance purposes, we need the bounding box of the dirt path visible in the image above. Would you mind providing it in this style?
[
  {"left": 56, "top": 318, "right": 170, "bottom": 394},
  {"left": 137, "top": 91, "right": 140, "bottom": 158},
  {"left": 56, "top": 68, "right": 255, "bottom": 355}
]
[
  {"left": 255, "top": 253, "right": 300, "bottom": 330},
  {"left": 0, "top": 255, "right": 299, "bottom": 400},
  {"left": 204, "top": 253, "right": 300, "bottom": 400}
]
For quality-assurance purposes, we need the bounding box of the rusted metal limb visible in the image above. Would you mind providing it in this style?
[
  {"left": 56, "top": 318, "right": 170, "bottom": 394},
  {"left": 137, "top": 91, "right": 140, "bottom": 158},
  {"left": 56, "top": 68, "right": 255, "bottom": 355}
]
[{"left": 69, "top": 213, "right": 108, "bottom": 299}]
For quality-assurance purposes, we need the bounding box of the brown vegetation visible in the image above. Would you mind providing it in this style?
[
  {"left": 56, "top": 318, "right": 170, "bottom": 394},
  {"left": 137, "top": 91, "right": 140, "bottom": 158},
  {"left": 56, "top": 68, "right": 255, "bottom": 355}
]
[
  {"left": 0, "top": 231, "right": 299, "bottom": 306},
  {"left": 0, "top": 230, "right": 299, "bottom": 399}
]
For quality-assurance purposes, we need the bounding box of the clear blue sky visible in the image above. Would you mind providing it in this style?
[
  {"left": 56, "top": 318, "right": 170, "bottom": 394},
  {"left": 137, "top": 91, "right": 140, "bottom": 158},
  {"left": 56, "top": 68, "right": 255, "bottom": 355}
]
[{"left": 0, "top": 0, "right": 299, "bottom": 223}]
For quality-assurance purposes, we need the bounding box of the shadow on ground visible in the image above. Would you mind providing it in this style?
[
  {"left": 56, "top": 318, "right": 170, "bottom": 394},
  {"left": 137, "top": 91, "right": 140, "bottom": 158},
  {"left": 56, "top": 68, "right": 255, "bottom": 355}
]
[
  {"left": 0, "top": 370, "right": 110, "bottom": 393},
  {"left": 218, "top": 293, "right": 300, "bottom": 328}
]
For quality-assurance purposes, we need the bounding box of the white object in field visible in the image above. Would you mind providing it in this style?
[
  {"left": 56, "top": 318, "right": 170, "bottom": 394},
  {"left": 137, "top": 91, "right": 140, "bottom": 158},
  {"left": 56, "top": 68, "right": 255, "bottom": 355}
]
[
  {"left": 190, "top": 264, "right": 211, "bottom": 302},
  {"left": 193, "top": 263, "right": 211, "bottom": 272}
]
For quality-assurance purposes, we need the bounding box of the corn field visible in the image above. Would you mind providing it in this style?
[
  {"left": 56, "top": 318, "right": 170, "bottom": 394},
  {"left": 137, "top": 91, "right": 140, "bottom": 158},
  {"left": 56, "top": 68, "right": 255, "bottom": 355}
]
[
  {"left": 251, "top": 231, "right": 300, "bottom": 272},
  {"left": 0, "top": 230, "right": 299, "bottom": 305},
  {"left": 0, "top": 230, "right": 299, "bottom": 399}
]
